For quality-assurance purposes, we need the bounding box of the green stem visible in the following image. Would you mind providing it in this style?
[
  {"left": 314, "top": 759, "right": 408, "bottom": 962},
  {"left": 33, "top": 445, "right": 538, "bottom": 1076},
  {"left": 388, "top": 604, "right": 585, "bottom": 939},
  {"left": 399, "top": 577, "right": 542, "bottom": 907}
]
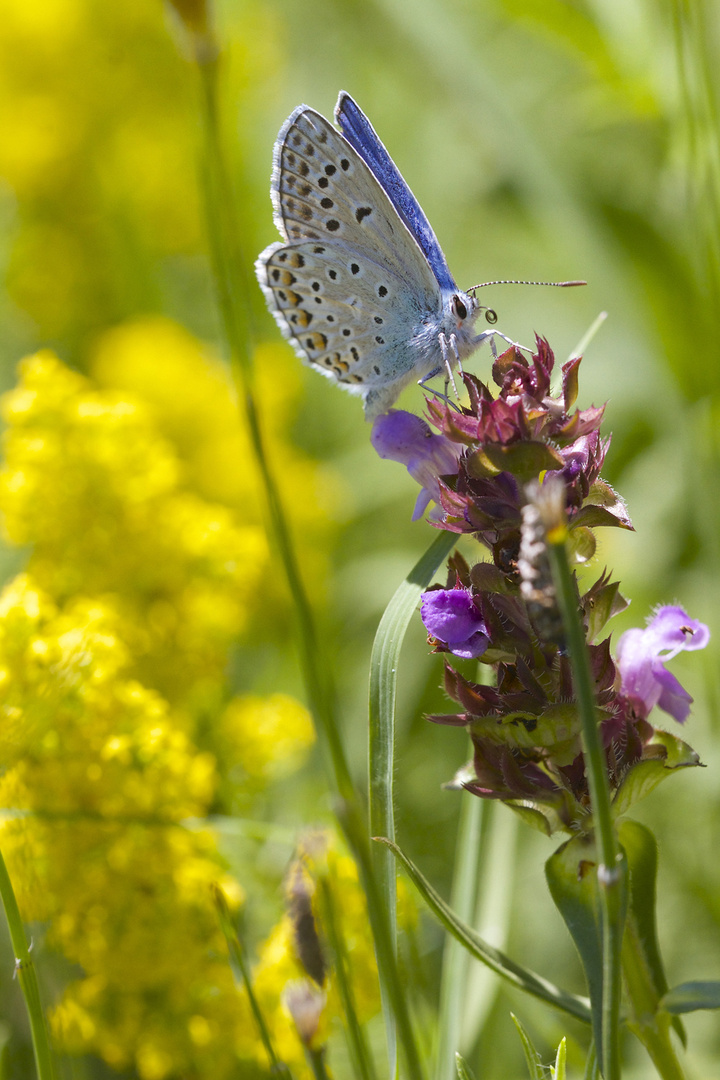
[
  {"left": 213, "top": 886, "right": 292, "bottom": 1078},
  {"left": 433, "top": 793, "right": 483, "bottom": 1080},
  {"left": 194, "top": 51, "right": 425, "bottom": 1080},
  {"left": 548, "top": 538, "right": 624, "bottom": 1080},
  {"left": 318, "top": 875, "right": 378, "bottom": 1080},
  {"left": 0, "top": 847, "right": 56, "bottom": 1080},
  {"left": 369, "top": 529, "right": 457, "bottom": 1070}
]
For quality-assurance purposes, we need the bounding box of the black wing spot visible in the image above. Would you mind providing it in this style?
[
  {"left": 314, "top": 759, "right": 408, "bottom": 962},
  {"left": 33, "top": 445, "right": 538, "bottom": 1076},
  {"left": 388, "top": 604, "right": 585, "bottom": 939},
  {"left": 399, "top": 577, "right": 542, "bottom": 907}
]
[
  {"left": 350, "top": 347, "right": 360, "bottom": 360},
  {"left": 311, "top": 281, "right": 321, "bottom": 292},
  {"left": 327, "top": 315, "right": 335, "bottom": 323},
  {"left": 340, "top": 158, "right": 350, "bottom": 171},
  {"left": 373, "top": 365, "right": 381, "bottom": 375},
  {"left": 326, "top": 219, "right": 340, "bottom": 232},
  {"left": 314, "top": 297, "right": 323, "bottom": 304},
  {"left": 342, "top": 328, "right": 351, "bottom": 337},
  {"left": 350, "top": 263, "right": 360, "bottom": 275},
  {"left": 374, "top": 316, "right": 383, "bottom": 324},
  {"left": 378, "top": 285, "right": 388, "bottom": 298},
  {"left": 320, "top": 197, "right": 334, "bottom": 209},
  {"left": 318, "top": 176, "right": 329, "bottom": 189},
  {"left": 325, "top": 164, "right": 337, "bottom": 176},
  {"left": 375, "top": 336, "right": 385, "bottom": 344},
  {"left": 313, "top": 245, "right": 326, "bottom": 254},
  {"left": 328, "top": 270, "right": 338, "bottom": 280},
  {"left": 356, "top": 206, "right": 372, "bottom": 223}
]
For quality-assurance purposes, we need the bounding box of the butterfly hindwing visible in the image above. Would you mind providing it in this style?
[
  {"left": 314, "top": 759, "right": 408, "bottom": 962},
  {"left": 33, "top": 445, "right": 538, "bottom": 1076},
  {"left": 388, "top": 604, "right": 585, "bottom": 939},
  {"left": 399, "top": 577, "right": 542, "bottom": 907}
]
[{"left": 256, "top": 239, "right": 433, "bottom": 400}]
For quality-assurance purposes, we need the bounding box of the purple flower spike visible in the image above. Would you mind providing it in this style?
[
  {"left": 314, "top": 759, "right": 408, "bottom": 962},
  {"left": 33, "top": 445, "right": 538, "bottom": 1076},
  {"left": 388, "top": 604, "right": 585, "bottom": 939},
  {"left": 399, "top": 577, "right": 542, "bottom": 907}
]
[
  {"left": 371, "top": 410, "right": 459, "bottom": 520},
  {"left": 616, "top": 605, "right": 710, "bottom": 723},
  {"left": 420, "top": 588, "right": 489, "bottom": 659}
]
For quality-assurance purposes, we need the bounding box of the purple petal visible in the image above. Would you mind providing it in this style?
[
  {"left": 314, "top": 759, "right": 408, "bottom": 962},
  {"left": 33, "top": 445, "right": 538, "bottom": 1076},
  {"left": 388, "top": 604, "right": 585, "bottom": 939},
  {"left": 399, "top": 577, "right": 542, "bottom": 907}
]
[
  {"left": 652, "top": 662, "right": 693, "bottom": 724},
  {"left": 420, "top": 588, "right": 489, "bottom": 658},
  {"left": 616, "top": 605, "right": 709, "bottom": 723},
  {"left": 371, "top": 410, "right": 459, "bottom": 519}
]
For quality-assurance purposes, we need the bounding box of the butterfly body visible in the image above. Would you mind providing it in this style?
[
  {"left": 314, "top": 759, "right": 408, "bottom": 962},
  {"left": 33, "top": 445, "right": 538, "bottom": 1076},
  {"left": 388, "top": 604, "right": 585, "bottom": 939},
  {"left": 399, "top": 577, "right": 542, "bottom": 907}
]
[{"left": 256, "top": 93, "right": 491, "bottom": 418}]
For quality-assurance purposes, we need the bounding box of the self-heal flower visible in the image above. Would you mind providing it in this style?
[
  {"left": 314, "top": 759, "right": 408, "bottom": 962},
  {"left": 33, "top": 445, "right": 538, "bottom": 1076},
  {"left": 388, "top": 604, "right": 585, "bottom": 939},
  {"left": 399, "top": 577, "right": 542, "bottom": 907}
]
[
  {"left": 371, "top": 410, "right": 460, "bottom": 520},
  {"left": 616, "top": 605, "right": 710, "bottom": 723},
  {"left": 420, "top": 587, "right": 489, "bottom": 659}
]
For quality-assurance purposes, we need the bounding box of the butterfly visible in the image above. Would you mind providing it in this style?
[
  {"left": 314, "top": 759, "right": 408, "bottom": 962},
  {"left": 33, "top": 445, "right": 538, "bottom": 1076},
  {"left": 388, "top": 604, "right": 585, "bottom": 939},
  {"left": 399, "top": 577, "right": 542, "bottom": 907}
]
[{"left": 255, "top": 91, "right": 500, "bottom": 419}]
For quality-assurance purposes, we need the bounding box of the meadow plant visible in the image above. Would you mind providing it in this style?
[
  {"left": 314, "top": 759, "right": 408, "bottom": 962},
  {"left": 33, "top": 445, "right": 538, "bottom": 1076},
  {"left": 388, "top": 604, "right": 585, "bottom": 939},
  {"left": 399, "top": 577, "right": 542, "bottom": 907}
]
[{"left": 371, "top": 340, "right": 713, "bottom": 1079}]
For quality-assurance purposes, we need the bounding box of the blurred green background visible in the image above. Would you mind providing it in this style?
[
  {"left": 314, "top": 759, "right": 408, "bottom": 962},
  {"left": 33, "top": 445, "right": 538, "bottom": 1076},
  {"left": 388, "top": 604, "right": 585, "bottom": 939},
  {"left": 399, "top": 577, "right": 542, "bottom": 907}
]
[{"left": 0, "top": 0, "right": 719, "bottom": 1077}]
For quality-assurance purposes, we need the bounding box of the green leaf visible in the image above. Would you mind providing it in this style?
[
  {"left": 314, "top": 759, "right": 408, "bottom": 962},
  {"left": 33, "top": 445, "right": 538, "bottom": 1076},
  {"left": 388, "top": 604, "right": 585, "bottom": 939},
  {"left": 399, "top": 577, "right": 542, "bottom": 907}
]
[
  {"left": 510, "top": 1014, "right": 544, "bottom": 1080},
  {"left": 545, "top": 834, "right": 628, "bottom": 1074},
  {"left": 552, "top": 1037, "right": 567, "bottom": 1080},
  {"left": 661, "top": 981, "right": 720, "bottom": 1014},
  {"left": 617, "top": 820, "right": 685, "bottom": 1045},
  {"left": 455, "top": 1052, "right": 478, "bottom": 1080},
  {"left": 612, "top": 729, "right": 702, "bottom": 818},
  {"left": 376, "top": 837, "right": 591, "bottom": 1023},
  {"left": 368, "top": 529, "right": 457, "bottom": 1067}
]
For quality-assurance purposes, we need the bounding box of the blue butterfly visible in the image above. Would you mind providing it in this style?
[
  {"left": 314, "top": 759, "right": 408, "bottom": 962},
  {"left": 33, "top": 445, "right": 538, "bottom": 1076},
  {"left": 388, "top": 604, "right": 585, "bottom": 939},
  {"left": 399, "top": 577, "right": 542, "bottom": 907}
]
[{"left": 255, "top": 92, "right": 499, "bottom": 419}]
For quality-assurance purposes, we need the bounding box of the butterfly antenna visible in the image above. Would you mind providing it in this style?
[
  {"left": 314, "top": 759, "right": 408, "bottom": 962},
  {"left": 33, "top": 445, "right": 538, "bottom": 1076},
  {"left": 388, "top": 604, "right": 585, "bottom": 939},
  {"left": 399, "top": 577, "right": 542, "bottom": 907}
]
[{"left": 467, "top": 278, "right": 586, "bottom": 293}]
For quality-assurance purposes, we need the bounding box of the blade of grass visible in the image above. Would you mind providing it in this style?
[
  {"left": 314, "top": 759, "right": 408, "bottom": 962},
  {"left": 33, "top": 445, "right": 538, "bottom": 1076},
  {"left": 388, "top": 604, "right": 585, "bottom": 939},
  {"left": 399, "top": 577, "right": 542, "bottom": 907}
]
[
  {"left": 368, "top": 530, "right": 457, "bottom": 1067},
  {"left": 433, "top": 793, "right": 483, "bottom": 1080},
  {"left": 0, "top": 847, "right": 57, "bottom": 1080},
  {"left": 377, "top": 837, "right": 592, "bottom": 1024}
]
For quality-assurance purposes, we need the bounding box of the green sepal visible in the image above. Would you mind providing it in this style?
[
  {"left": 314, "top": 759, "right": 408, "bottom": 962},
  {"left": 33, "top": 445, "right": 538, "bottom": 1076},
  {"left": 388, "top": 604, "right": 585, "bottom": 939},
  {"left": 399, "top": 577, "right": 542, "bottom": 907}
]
[
  {"left": 581, "top": 575, "right": 628, "bottom": 644},
  {"left": 611, "top": 729, "right": 701, "bottom": 819},
  {"left": 466, "top": 440, "right": 565, "bottom": 481},
  {"left": 660, "top": 981, "right": 720, "bottom": 1014}
]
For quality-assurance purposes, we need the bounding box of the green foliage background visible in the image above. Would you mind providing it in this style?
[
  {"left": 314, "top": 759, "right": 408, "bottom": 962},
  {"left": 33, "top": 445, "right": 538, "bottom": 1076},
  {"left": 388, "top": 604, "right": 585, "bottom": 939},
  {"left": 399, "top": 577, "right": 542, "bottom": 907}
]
[{"left": 0, "top": 0, "right": 718, "bottom": 1077}]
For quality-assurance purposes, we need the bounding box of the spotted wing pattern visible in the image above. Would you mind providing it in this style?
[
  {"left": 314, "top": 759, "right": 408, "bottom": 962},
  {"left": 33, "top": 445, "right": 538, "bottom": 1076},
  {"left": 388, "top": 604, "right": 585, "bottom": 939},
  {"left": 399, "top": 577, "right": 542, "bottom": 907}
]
[{"left": 255, "top": 105, "right": 449, "bottom": 417}]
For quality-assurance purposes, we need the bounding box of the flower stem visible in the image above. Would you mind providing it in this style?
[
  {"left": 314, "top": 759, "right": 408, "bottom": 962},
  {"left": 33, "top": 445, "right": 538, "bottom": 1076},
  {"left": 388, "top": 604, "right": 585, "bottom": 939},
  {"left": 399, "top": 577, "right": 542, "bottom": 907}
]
[
  {"left": 0, "top": 847, "right": 56, "bottom": 1080},
  {"left": 193, "top": 48, "right": 426, "bottom": 1080},
  {"left": 548, "top": 535, "right": 625, "bottom": 1080}
]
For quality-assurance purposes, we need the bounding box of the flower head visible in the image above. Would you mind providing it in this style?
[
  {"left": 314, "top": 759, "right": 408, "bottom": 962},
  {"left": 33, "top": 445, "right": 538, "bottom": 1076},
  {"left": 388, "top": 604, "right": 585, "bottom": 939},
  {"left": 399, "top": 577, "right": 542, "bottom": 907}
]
[
  {"left": 616, "top": 606, "right": 710, "bottom": 723},
  {"left": 379, "top": 341, "right": 708, "bottom": 835}
]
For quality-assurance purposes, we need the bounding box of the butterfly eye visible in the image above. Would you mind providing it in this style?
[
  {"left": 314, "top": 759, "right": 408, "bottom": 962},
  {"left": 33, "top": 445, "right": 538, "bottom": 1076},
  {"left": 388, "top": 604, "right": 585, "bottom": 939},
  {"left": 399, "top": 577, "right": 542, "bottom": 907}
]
[{"left": 451, "top": 295, "right": 468, "bottom": 320}]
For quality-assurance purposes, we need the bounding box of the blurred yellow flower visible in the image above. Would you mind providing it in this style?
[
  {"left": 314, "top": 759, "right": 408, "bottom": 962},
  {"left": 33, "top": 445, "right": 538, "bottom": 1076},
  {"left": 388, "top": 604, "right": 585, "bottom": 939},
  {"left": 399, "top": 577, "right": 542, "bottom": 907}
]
[{"left": 0, "top": 323, "right": 339, "bottom": 1076}]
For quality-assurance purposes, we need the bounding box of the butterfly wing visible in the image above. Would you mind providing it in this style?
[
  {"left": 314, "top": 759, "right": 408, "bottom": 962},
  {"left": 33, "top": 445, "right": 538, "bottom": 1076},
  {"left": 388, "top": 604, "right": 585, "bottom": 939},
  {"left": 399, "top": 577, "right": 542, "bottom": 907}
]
[
  {"left": 256, "top": 104, "right": 450, "bottom": 417},
  {"left": 334, "top": 91, "right": 457, "bottom": 294}
]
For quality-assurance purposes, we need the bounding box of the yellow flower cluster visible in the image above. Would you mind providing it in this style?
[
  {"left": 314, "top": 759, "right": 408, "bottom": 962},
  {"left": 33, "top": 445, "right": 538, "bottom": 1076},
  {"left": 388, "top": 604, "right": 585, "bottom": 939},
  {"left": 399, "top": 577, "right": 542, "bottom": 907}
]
[
  {"left": 0, "top": 0, "right": 282, "bottom": 342},
  {"left": 0, "top": 321, "right": 338, "bottom": 1077}
]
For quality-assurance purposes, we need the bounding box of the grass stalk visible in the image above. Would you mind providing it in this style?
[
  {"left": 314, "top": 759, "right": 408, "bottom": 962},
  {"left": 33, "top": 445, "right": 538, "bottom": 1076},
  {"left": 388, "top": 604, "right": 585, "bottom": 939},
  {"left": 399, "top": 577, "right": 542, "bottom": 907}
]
[{"left": 0, "top": 847, "right": 56, "bottom": 1080}]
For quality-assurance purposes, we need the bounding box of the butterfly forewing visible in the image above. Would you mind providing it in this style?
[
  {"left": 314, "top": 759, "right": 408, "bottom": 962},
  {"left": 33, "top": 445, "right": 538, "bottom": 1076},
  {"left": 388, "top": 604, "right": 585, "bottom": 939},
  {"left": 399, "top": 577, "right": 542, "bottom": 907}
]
[
  {"left": 270, "top": 108, "right": 440, "bottom": 300},
  {"left": 256, "top": 97, "right": 474, "bottom": 418}
]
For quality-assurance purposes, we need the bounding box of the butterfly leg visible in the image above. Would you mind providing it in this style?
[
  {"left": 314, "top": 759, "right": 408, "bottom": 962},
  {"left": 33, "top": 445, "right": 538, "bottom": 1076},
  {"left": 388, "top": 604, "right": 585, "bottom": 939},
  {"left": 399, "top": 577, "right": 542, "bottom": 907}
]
[
  {"left": 474, "top": 328, "right": 532, "bottom": 357},
  {"left": 438, "top": 333, "right": 461, "bottom": 400},
  {"left": 417, "top": 364, "right": 462, "bottom": 411}
]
